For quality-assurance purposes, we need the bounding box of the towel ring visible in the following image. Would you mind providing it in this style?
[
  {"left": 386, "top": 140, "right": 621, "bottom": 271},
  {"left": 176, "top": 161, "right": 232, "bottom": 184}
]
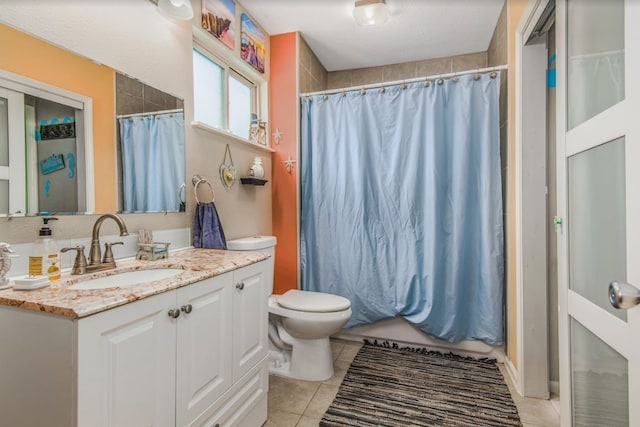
[{"left": 192, "top": 175, "right": 215, "bottom": 204}]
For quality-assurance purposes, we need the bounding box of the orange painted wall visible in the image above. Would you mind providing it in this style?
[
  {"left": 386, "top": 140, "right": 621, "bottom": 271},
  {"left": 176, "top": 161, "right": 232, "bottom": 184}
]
[
  {"left": 270, "top": 33, "right": 299, "bottom": 295},
  {"left": 0, "top": 23, "right": 117, "bottom": 212}
]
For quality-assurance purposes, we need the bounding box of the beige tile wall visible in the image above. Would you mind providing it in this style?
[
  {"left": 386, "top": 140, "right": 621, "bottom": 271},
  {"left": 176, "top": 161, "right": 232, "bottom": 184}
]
[
  {"left": 298, "top": 36, "right": 328, "bottom": 93},
  {"left": 326, "top": 52, "right": 488, "bottom": 90}
]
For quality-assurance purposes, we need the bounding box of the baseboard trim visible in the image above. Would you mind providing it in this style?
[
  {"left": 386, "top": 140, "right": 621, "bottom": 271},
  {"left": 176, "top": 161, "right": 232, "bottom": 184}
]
[{"left": 504, "top": 357, "right": 522, "bottom": 396}]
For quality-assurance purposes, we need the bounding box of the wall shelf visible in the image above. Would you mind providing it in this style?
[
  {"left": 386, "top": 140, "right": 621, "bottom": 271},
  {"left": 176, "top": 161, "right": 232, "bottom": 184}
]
[
  {"left": 240, "top": 178, "right": 268, "bottom": 186},
  {"left": 191, "top": 121, "right": 275, "bottom": 153}
]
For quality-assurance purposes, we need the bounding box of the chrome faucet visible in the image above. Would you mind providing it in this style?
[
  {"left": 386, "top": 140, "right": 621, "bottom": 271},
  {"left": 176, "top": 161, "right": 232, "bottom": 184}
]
[
  {"left": 61, "top": 214, "right": 129, "bottom": 275},
  {"left": 89, "top": 214, "right": 129, "bottom": 269}
]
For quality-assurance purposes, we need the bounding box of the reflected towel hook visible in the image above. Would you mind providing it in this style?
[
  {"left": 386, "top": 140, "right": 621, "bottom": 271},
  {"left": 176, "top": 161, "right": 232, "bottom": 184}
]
[{"left": 192, "top": 175, "right": 215, "bottom": 204}]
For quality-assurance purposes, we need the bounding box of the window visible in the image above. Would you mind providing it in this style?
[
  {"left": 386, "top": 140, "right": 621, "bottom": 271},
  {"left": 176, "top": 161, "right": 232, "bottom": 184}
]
[
  {"left": 192, "top": 47, "right": 256, "bottom": 141},
  {"left": 193, "top": 49, "right": 223, "bottom": 128},
  {"left": 228, "top": 73, "right": 253, "bottom": 139}
]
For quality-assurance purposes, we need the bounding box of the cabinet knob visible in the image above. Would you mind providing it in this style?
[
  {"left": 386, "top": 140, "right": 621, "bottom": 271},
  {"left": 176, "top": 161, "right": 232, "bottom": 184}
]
[
  {"left": 168, "top": 308, "right": 180, "bottom": 319},
  {"left": 236, "top": 282, "right": 245, "bottom": 290},
  {"left": 181, "top": 304, "right": 193, "bottom": 314}
]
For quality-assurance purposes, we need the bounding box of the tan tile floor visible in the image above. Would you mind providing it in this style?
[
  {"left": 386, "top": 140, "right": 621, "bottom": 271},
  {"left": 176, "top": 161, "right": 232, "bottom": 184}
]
[{"left": 266, "top": 339, "right": 561, "bottom": 427}]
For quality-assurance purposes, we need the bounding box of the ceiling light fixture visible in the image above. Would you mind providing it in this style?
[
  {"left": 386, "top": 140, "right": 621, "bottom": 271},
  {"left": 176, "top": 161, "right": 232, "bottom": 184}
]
[
  {"left": 353, "top": 0, "right": 389, "bottom": 27},
  {"left": 157, "top": 0, "right": 194, "bottom": 21}
]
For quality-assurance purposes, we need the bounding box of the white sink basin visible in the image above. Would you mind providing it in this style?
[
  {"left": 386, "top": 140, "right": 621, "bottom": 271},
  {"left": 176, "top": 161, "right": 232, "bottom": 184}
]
[{"left": 68, "top": 268, "right": 184, "bottom": 290}]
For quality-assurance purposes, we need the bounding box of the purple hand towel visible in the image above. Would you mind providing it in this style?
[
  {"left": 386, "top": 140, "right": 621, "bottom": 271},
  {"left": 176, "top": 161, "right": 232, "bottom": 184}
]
[{"left": 194, "top": 202, "right": 227, "bottom": 249}]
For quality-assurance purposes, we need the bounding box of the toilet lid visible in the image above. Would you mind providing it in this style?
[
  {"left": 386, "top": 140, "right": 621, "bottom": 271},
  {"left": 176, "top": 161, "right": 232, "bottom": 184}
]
[{"left": 277, "top": 290, "right": 351, "bottom": 313}]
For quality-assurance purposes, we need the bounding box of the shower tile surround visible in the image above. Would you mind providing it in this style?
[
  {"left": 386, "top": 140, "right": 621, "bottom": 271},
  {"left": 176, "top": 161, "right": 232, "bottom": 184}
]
[
  {"left": 266, "top": 339, "right": 560, "bottom": 427},
  {"left": 301, "top": 36, "right": 491, "bottom": 98},
  {"left": 116, "top": 73, "right": 184, "bottom": 117},
  {"left": 299, "top": 36, "right": 328, "bottom": 94},
  {"left": 325, "top": 51, "right": 488, "bottom": 90}
]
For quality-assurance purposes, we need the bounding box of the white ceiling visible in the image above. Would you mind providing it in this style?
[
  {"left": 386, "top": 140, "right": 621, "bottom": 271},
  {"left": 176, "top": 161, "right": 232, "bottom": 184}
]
[{"left": 239, "top": 0, "right": 505, "bottom": 72}]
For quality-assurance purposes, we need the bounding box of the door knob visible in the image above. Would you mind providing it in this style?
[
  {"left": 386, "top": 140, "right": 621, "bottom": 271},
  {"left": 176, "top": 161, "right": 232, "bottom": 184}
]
[
  {"left": 609, "top": 281, "right": 640, "bottom": 309},
  {"left": 168, "top": 308, "right": 181, "bottom": 318},
  {"left": 236, "top": 282, "right": 245, "bottom": 290}
]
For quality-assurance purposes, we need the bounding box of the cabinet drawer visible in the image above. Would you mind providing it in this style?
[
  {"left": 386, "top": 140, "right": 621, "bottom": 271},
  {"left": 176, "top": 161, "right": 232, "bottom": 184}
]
[{"left": 192, "top": 358, "right": 268, "bottom": 427}]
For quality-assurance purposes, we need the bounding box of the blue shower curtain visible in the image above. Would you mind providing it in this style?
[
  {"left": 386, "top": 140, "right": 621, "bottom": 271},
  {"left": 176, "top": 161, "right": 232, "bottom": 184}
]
[
  {"left": 119, "top": 112, "right": 185, "bottom": 213},
  {"left": 300, "top": 73, "right": 504, "bottom": 345}
]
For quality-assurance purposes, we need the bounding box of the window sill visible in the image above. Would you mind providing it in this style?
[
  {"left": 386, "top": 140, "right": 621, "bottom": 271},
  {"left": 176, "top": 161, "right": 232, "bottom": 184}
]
[{"left": 191, "top": 121, "right": 275, "bottom": 153}]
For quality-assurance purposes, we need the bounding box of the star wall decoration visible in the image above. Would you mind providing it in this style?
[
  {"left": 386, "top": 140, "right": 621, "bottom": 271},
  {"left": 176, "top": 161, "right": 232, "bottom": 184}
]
[
  {"left": 272, "top": 128, "right": 283, "bottom": 145},
  {"left": 284, "top": 156, "right": 296, "bottom": 173}
]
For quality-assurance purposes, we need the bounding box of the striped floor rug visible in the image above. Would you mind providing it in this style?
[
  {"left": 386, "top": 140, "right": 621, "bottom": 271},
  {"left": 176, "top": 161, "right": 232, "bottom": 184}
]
[{"left": 321, "top": 341, "right": 522, "bottom": 426}]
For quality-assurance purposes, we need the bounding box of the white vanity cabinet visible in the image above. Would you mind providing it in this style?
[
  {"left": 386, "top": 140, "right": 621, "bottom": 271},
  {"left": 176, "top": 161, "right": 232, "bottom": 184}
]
[
  {"left": 232, "top": 260, "right": 268, "bottom": 382},
  {"left": 78, "top": 273, "right": 234, "bottom": 427},
  {"left": 0, "top": 260, "right": 269, "bottom": 427},
  {"left": 77, "top": 289, "right": 178, "bottom": 426}
]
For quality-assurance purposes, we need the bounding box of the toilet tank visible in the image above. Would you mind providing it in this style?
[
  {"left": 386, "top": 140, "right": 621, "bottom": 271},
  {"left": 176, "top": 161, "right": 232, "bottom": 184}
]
[
  {"left": 227, "top": 236, "right": 276, "bottom": 295},
  {"left": 227, "top": 236, "right": 276, "bottom": 256}
]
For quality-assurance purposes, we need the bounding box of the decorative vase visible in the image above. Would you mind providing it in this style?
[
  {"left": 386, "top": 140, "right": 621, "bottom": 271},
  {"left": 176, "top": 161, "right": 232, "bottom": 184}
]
[{"left": 249, "top": 157, "right": 265, "bottom": 179}]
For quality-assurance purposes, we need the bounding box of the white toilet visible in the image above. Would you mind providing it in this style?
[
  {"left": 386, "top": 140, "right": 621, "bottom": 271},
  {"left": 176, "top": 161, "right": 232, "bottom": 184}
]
[{"left": 227, "top": 236, "right": 352, "bottom": 381}]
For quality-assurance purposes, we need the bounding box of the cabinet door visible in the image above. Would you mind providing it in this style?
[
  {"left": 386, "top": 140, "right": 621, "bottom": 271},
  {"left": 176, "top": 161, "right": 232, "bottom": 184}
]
[
  {"left": 77, "top": 291, "right": 176, "bottom": 427},
  {"left": 232, "top": 261, "right": 268, "bottom": 382},
  {"left": 176, "top": 273, "right": 233, "bottom": 427}
]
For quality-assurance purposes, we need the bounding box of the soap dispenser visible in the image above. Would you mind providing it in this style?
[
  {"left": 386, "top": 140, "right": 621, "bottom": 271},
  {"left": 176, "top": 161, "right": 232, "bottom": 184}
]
[{"left": 29, "top": 217, "right": 61, "bottom": 280}]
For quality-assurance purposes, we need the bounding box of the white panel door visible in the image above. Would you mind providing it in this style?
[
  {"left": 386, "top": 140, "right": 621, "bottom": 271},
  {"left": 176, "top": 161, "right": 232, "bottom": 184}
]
[
  {"left": 0, "top": 87, "right": 25, "bottom": 215},
  {"left": 557, "top": 0, "right": 640, "bottom": 425},
  {"left": 232, "top": 261, "right": 268, "bottom": 382},
  {"left": 77, "top": 290, "right": 176, "bottom": 427},
  {"left": 176, "top": 273, "right": 233, "bottom": 427}
]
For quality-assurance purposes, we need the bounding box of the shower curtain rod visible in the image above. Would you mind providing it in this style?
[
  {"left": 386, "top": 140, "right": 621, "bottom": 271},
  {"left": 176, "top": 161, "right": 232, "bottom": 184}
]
[
  {"left": 116, "top": 108, "right": 183, "bottom": 119},
  {"left": 300, "top": 64, "right": 508, "bottom": 97}
]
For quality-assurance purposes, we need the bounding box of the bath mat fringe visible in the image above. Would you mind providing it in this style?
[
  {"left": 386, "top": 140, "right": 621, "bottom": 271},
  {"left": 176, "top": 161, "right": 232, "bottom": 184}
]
[
  {"left": 321, "top": 341, "right": 522, "bottom": 427},
  {"left": 364, "top": 339, "right": 498, "bottom": 364}
]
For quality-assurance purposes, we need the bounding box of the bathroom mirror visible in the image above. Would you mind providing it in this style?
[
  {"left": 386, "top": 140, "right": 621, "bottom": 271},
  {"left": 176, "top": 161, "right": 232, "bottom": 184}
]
[
  {"left": 115, "top": 73, "right": 186, "bottom": 214},
  {"left": 0, "top": 22, "right": 186, "bottom": 216}
]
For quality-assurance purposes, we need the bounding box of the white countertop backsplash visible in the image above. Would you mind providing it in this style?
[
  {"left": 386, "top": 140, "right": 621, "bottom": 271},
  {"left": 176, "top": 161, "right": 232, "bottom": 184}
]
[{"left": 7, "top": 227, "right": 192, "bottom": 278}]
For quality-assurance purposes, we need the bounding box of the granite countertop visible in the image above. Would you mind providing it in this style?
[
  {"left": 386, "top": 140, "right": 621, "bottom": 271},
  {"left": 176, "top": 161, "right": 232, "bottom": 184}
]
[{"left": 0, "top": 248, "right": 269, "bottom": 319}]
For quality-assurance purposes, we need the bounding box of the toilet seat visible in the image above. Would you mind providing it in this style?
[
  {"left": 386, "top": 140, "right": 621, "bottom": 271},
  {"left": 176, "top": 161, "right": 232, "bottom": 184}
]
[
  {"left": 269, "top": 295, "right": 351, "bottom": 322},
  {"left": 277, "top": 290, "right": 351, "bottom": 313}
]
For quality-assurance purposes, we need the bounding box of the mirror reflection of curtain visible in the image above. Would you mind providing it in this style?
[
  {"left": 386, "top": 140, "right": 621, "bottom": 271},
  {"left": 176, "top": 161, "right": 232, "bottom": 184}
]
[
  {"left": 300, "top": 73, "right": 504, "bottom": 345},
  {"left": 119, "top": 112, "right": 185, "bottom": 213}
]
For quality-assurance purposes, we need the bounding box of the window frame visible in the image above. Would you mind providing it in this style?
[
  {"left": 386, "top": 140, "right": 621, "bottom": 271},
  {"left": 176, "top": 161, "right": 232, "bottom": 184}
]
[{"left": 193, "top": 44, "right": 259, "bottom": 142}]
